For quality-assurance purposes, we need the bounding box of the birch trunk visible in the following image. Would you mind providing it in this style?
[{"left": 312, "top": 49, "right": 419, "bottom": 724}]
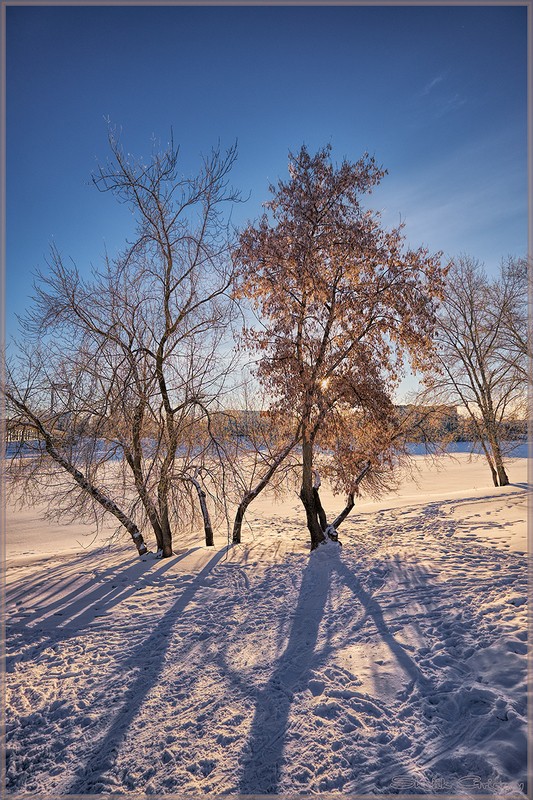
[{"left": 6, "top": 392, "right": 149, "bottom": 556}]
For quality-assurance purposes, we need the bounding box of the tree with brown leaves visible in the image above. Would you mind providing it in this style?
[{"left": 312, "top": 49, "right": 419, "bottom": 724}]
[{"left": 234, "top": 144, "right": 447, "bottom": 549}]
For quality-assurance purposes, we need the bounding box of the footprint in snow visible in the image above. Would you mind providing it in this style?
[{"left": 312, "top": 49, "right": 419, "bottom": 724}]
[{"left": 307, "top": 679, "right": 324, "bottom": 696}]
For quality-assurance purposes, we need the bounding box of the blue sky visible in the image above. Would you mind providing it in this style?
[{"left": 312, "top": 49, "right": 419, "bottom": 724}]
[{"left": 6, "top": 4, "right": 528, "bottom": 397}]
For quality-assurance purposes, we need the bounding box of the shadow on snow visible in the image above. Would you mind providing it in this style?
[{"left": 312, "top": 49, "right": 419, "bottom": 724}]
[
  {"left": 237, "top": 544, "right": 432, "bottom": 795},
  {"left": 65, "top": 546, "right": 231, "bottom": 793}
]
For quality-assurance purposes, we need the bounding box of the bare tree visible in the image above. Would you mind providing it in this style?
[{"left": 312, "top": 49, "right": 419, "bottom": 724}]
[
  {"left": 491, "top": 256, "right": 529, "bottom": 380},
  {"left": 234, "top": 144, "right": 447, "bottom": 549},
  {"left": 3, "top": 128, "right": 241, "bottom": 557},
  {"left": 424, "top": 255, "right": 527, "bottom": 487}
]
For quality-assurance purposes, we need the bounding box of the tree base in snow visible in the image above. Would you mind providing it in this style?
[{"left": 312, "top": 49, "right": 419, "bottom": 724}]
[{"left": 325, "top": 525, "right": 340, "bottom": 543}]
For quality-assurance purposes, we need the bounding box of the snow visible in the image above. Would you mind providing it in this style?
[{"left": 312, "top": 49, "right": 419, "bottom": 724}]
[{"left": 4, "top": 453, "right": 529, "bottom": 795}]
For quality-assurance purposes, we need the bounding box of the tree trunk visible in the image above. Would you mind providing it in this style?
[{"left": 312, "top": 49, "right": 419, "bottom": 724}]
[
  {"left": 496, "top": 462, "right": 510, "bottom": 487},
  {"left": 232, "top": 502, "right": 247, "bottom": 544},
  {"left": 4, "top": 393, "right": 151, "bottom": 557},
  {"left": 232, "top": 439, "right": 298, "bottom": 543},
  {"left": 490, "top": 439, "right": 510, "bottom": 486},
  {"left": 157, "top": 496, "right": 173, "bottom": 557},
  {"left": 477, "top": 437, "right": 499, "bottom": 487},
  {"left": 188, "top": 474, "right": 214, "bottom": 546},
  {"left": 331, "top": 492, "right": 355, "bottom": 530},
  {"left": 53, "top": 457, "right": 149, "bottom": 555},
  {"left": 482, "top": 399, "right": 510, "bottom": 487},
  {"left": 152, "top": 526, "right": 165, "bottom": 554},
  {"left": 155, "top": 469, "right": 174, "bottom": 557},
  {"left": 159, "top": 516, "right": 173, "bottom": 557},
  {"left": 313, "top": 487, "right": 327, "bottom": 532},
  {"left": 300, "top": 438, "right": 325, "bottom": 550},
  {"left": 329, "top": 461, "right": 370, "bottom": 533},
  {"left": 300, "top": 490, "right": 326, "bottom": 550},
  {"left": 124, "top": 451, "right": 166, "bottom": 553}
]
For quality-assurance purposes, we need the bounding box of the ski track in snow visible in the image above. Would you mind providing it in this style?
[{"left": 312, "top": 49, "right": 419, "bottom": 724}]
[{"left": 5, "top": 470, "right": 529, "bottom": 796}]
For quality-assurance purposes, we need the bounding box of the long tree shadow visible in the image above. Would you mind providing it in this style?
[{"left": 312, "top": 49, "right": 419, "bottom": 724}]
[
  {"left": 239, "top": 556, "right": 332, "bottom": 794},
  {"left": 6, "top": 549, "right": 201, "bottom": 670},
  {"left": 8, "top": 548, "right": 199, "bottom": 618},
  {"left": 7, "top": 547, "right": 112, "bottom": 606},
  {"left": 65, "top": 545, "right": 230, "bottom": 794},
  {"left": 335, "top": 557, "right": 432, "bottom": 694},
  {"left": 237, "top": 545, "right": 435, "bottom": 795},
  {"left": 237, "top": 549, "right": 335, "bottom": 794}
]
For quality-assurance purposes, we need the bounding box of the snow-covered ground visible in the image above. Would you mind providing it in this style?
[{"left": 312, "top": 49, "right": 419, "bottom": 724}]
[{"left": 4, "top": 454, "right": 529, "bottom": 796}]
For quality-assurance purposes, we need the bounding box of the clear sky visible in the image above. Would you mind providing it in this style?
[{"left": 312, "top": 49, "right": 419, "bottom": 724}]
[{"left": 6, "top": 4, "right": 528, "bottom": 397}]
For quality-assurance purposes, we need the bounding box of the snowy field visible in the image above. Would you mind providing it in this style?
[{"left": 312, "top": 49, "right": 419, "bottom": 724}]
[{"left": 4, "top": 453, "right": 529, "bottom": 796}]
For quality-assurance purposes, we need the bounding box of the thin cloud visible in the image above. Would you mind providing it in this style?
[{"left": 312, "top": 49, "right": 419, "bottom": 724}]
[
  {"left": 415, "top": 74, "right": 467, "bottom": 118},
  {"left": 420, "top": 75, "right": 444, "bottom": 96},
  {"left": 368, "top": 127, "right": 527, "bottom": 271},
  {"left": 433, "top": 92, "right": 467, "bottom": 117}
]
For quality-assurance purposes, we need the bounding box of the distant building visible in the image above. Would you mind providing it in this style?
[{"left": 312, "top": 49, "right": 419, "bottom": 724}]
[{"left": 2, "top": 418, "right": 36, "bottom": 443}]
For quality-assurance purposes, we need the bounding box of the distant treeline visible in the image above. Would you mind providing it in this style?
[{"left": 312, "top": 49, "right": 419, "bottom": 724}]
[{"left": 2, "top": 404, "right": 526, "bottom": 448}]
